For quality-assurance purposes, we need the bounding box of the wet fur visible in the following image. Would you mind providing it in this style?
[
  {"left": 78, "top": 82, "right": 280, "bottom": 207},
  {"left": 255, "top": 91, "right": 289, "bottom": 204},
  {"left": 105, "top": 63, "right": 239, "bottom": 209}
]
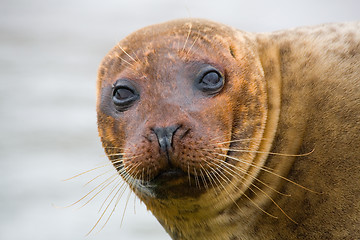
[{"left": 96, "top": 19, "right": 360, "bottom": 239}]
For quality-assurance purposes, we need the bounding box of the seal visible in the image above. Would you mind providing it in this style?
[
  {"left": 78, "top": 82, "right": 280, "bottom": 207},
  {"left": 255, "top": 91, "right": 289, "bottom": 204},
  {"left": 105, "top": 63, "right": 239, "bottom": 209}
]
[{"left": 96, "top": 19, "right": 360, "bottom": 239}]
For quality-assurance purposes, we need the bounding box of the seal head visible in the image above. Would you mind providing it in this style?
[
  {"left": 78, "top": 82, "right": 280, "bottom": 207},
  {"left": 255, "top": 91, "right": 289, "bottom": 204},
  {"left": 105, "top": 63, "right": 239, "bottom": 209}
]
[{"left": 97, "top": 19, "right": 268, "bottom": 201}]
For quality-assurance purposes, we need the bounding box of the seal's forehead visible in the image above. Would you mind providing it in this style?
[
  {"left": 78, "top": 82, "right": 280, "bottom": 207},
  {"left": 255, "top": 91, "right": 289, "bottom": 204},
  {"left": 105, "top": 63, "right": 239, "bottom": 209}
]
[
  {"left": 120, "top": 18, "right": 237, "bottom": 49},
  {"left": 97, "top": 19, "right": 247, "bottom": 89}
]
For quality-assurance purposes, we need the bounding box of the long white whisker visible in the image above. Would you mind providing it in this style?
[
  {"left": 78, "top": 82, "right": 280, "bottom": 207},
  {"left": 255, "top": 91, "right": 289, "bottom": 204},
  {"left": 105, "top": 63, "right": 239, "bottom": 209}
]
[
  {"left": 215, "top": 153, "right": 318, "bottom": 193},
  {"left": 117, "top": 44, "right": 137, "bottom": 63}
]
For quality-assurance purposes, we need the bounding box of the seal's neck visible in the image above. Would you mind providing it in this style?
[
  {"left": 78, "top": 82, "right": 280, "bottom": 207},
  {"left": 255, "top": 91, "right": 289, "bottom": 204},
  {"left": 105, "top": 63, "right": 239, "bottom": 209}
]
[{"left": 146, "top": 195, "right": 247, "bottom": 240}]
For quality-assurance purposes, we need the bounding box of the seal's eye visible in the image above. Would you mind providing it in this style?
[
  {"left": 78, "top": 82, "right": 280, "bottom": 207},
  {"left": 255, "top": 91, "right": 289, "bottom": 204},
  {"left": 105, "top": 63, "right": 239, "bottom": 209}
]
[
  {"left": 114, "top": 87, "right": 134, "bottom": 101},
  {"left": 195, "top": 67, "right": 224, "bottom": 95},
  {"left": 202, "top": 71, "right": 221, "bottom": 85},
  {"left": 112, "top": 81, "right": 139, "bottom": 111}
]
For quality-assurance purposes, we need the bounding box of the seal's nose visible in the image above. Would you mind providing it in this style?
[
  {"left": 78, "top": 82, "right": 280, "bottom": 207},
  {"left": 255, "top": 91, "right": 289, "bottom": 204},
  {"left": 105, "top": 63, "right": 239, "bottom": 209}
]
[{"left": 153, "top": 125, "right": 181, "bottom": 154}]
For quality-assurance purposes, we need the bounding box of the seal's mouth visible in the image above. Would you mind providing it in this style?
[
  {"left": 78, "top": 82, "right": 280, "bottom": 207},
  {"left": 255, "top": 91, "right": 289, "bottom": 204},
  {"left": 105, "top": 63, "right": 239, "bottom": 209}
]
[
  {"left": 141, "top": 168, "right": 207, "bottom": 199},
  {"left": 150, "top": 168, "right": 187, "bottom": 185}
]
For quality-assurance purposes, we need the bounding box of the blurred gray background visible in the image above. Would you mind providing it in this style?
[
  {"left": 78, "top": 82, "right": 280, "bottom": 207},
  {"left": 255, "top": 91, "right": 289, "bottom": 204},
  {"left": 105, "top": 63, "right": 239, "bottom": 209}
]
[{"left": 0, "top": 0, "right": 359, "bottom": 239}]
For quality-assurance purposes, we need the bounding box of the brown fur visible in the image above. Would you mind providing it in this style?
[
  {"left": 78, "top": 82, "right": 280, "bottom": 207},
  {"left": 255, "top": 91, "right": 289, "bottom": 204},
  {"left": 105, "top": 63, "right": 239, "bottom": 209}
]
[{"left": 96, "top": 19, "right": 360, "bottom": 239}]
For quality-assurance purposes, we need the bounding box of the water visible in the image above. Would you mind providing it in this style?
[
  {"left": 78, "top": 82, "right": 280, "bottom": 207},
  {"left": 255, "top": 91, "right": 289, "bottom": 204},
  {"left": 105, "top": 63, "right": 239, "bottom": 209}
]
[{"left": 0, "top": 0, "right": 358, "bottom": 239}]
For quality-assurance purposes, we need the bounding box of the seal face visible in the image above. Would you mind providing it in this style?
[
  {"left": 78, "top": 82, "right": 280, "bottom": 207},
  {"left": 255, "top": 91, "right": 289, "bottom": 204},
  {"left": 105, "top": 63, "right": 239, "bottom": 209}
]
[
  {"left": 97, "top": 20, "right": 268, "bottom": 200},
  {"left": 97, "top": 19, "right": 360, "bottom": 239}
]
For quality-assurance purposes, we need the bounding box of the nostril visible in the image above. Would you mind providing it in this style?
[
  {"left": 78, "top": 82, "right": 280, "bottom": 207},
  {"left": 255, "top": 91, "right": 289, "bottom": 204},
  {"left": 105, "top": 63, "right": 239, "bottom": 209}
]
[{"left": 152, "top": 124, "right": 181, "bottom": 153}]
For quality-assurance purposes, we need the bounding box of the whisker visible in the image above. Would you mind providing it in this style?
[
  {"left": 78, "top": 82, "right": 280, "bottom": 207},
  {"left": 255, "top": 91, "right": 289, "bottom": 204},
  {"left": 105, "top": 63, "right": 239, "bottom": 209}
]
[
  {"left": 98, "top": 180, "right": 125, "bottom": 213},
  {"left": 216, "top": 153, "right": 319, "bottom": 193},
  {"left": 110, "top": 158, "right": 124, "bottom": 166},
  {"left": 87, "top": 165, "right": 139, "bottom": 235},
  {"left": 103, "top": 147, "right": 127, "bottom": 150},
  {"left": 218, "top": 159, "right": 290, "bottom": 197},
  {"left": 146, "top": 166, "right": 150, "bottom": 183},
  {"left": 219, "top": 161, "right": 296, "bottom": 223},
  {"left": 207, "top": 165, "right": 227, "bottom": 192},
  {"left": 210, "top": 162, "right": 278, "bottom": 219},
  {"left": 105, "top": 153, "right": 125, "bottom": 157},
  {"left": 115, "top": 53, "right": 135, "bottom": 68},
  {"left": 202, "top": 149, "right": 274, "bottom": 171},
  {"left": 77, "top": 175, "right": 119, "bottom": 209},
  {"left": 132, "top": 51, "right": 140, "bottom": 63},
  {"left": 78, "top": 163, "right": 138, "bottom": 210},
  {"left": 204, "top": 155, "right": 280, "bottom": 195},
  {"left": 64, "top": 174, "right": 118, "bottom": 209},
  {"left": 84, "top": 169, "right": 115, "bottom": 187},
  {"left": 199, "top": 167, "right": 209, "bottom": 190},
  {"left": 111, "top": 154, "right": 143, "bottom": 166},
  {"left": 182, "top": 23, "right": 192, "bottom": 51},
  {"left": 202, "top": 166, "right": 220, "bottom": 195},
  {"left": 117, "top": 44, "right": 137, "bottom": 63},
  {"left": 99, "top": 182, "right": 130, "bottom": 232},
  {"left": 193, "top": 167, "right": 200, "bottom": 189},
  {"left": 110, "top": 155, "right": 142, "bottom": 170},
  {"left": 187, "top": 162, "right": 191, "bottom": 187},
  {"left": 122, "top": 162, "right": 141, "bottom": 175},
  {"left": 206, "top": 164, "right": 244, "bottom": 214},
  {"left": 63, "top": 163, "right": 112, "bottom": 181},
  {"left": 86, "top": 179, "right": 127, "bottom": 236},
  {"left": 120, "top": 186, "right": 133, "bottom": 227},
  {"left": 133, "top": 192, "right": 137, "bottom": 214},
  {"left": 209, "top": 135, "right": 228, "bottom": 143},
  {"left": 214, "top": 138, "right": 269, "bottom": 146},
  {"left": 140, "top": 167, "right": 145, "bottom": 185},
  {"left": 186, "top": 34, "right": 200, "bottom": 54},
  {"left": 217, "top": 147, "right": 315, "bottom": 157}
]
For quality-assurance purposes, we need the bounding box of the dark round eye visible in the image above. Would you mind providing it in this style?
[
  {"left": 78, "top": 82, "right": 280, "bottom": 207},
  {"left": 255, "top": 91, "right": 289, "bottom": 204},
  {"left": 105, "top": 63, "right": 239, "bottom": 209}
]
[
  {"left": 112, "top": 80, "right": 139, "bottom": 111},
  {"left": 195, "top": 67, "right": 224, "bottom": 94},
  {"left": 114, "top": 87, "right": 134, "bottom": 101},
  {"left": 202, "top": 71, "right": 221, "bottom": 85}
]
